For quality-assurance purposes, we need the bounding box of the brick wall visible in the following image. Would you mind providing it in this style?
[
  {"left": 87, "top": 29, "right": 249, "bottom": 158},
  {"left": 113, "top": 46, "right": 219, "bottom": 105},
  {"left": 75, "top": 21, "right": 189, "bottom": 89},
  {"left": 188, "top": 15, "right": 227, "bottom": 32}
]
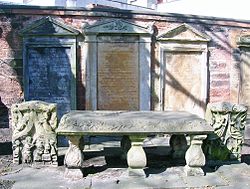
[{"left": 1, "top": 6, "right": 250, "bottom": 141}]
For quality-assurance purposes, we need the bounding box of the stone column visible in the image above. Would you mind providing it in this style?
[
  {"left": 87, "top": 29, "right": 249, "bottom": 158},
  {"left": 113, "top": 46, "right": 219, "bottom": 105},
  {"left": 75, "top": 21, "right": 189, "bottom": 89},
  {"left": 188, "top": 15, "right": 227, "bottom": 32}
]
[
  {"left": 185, "top": 135, "right": 207, "bottom": 176},
  {"left": 64, "top": 135, "right": 84, "bottom": 179},
  {"left": 126, "top": 135, "right": 147, "bottom": 177}
]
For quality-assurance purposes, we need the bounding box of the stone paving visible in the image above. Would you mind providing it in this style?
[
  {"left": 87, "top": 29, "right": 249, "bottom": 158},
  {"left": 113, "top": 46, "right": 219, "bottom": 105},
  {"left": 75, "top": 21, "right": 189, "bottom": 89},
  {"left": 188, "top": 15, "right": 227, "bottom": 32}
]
[
  {"left": 1, "top": 154, "right": 250, "bottom": 189},
  {"left": 1, "top": 138, "right": 250, "bottom": 189}
]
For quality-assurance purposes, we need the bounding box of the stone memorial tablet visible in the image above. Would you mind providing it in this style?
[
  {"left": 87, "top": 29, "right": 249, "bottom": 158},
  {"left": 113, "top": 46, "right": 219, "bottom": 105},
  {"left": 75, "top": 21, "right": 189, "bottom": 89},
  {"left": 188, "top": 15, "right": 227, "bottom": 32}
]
[
  {"left": 164, "top": 51, "right": 202, "bottom": 115},
  {"left": 97, "top": 36, "right": 139, "bottom": 110},
  {"left": 27, "top": 47, "right": 71, "bottom": 118}
]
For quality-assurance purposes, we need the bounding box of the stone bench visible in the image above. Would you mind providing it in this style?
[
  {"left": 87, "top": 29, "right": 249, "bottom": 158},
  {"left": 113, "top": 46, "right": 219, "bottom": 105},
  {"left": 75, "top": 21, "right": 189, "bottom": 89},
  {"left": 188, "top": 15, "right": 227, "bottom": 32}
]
[{"left": 56, "top": 111, "right": 214, "bottom": 179}]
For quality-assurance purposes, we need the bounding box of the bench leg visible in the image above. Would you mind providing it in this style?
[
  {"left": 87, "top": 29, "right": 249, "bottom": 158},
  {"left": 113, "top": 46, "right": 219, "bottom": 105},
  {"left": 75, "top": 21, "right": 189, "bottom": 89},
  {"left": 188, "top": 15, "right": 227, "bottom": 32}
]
[
  {"left": 64, "top": 135, "right": 84, "bottom": 179},
  {"left": 185, "top": 135, "right": 207, "bottom": 176},
  {"left": 127, "top": 136, "right": 147, "bottom": 177}
]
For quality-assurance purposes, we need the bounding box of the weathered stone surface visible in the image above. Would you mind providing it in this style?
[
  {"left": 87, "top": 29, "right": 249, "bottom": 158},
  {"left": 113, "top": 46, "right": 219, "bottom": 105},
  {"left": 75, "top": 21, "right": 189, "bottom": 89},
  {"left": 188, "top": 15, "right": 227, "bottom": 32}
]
[
  {"left": 84, "top": 19, "right": 151, "bottom": 111},
  {"left": 164, "top": 52, "right": 202, "bottom": 116},
  {"left": 240, "top": 49, "right": 250, "bottom": 112},
  {"left": 58, "top": 111, "right": 212, "bottom": 178},
  {"left": 97, "top": 36, "right": 139, "bottom": 110},
  {"left": 11, "top": 101, "right": 58, "bottom": 165},
  {"left": 26, "top": 47, "right": 72, "bottom": 119},
  {"left": 204, "top": 102, "right": 247, "bottom": 162},
  {"left": 57, "top": 111, "right": 213, "bottom": 135},
  {"left": 156, "top": 24, "right": 209, "bottom": 117}
]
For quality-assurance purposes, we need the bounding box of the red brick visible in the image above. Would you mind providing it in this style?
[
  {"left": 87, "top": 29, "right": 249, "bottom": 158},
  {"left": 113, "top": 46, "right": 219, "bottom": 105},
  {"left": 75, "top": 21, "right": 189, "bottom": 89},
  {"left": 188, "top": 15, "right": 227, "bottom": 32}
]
[
  {"left": 210, "top": 88, "right": 230, "bottom": 98},
  {"left": 211, "top": 73, "right": 230, "bottom": 80},
  {"left": 210, "top": 80, "right": 230, "bottom": 87}
]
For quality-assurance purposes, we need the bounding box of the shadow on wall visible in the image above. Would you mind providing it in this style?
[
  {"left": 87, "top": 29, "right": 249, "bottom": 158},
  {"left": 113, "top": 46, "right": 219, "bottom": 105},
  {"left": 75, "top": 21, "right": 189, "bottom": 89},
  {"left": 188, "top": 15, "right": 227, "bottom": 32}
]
[
  {"left": 0, "top": 96, "right": 8, "bottom": 128},
  {"left": 0, "top": 60, "right": 23, "bottom": 130}
]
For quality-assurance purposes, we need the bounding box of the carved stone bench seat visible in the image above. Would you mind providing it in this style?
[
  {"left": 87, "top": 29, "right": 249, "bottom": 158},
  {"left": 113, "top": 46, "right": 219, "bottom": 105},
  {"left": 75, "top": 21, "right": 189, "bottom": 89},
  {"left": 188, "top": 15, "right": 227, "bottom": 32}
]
[{"left": 57, "top": 111, "right": 213, "bottom": 179}]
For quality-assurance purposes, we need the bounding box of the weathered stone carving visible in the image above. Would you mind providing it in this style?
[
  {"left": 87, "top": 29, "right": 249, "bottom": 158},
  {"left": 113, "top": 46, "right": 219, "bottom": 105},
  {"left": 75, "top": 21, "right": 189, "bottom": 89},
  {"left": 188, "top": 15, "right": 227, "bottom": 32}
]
[
  {"left": 204, "top": 102, "right": 247, "bottom": 161},
  {"left": 103, "top": 20, "right": 128, "bottom": 31},
  {"left": 11, "top": 101, "right": 58, "bottom": 166}
]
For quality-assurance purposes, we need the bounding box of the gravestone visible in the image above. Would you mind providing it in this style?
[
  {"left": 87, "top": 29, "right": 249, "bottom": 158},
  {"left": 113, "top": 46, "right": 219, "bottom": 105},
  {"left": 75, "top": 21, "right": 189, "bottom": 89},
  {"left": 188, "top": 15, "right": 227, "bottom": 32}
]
[
  {"left": 83, "top": 19, "right": 152, "bottom": 146},
  {"left": 84, "top": 19, "right": 152, "bottom": 111},
  {"left": 27, "top": 47, "right": 71, "bottom": 118},
  {"left": 21, "top": 17, "right": 79, "bottom": 119},
  {"left": 237, "top": 36, "right": 250, "bottom": 159},
  {"left": 97, "top": 35, "right": 139, "bottom": 110},
  {"left": 164, "top": 51, "right": 202, "bottom": 114},
  {"left": 156, "top": 24, "right": 210, "bottom": 118}
]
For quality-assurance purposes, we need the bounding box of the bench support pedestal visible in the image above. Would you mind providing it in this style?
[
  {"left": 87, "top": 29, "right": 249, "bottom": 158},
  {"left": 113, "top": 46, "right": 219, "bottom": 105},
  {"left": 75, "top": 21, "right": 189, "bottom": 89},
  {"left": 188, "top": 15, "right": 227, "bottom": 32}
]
[
  {"left": 185, "top": 135, "right": 207, "bottom": 176},
  {"left": 64, "top": 135, "right": 84, "bottom": 179},
  {"left": 127, "top": 136, "right": 147, "bottom": 177}
]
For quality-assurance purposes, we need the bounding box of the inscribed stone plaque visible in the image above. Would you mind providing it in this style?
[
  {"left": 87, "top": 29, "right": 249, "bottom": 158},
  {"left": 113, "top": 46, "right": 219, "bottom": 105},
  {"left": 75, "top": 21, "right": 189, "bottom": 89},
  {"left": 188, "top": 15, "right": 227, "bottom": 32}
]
[
  {"left": 163, "top": 51, "right": 202, "bottom": 115},
  {"left": 97, "top": 36, "right": 139, "bottom": 110},
  {"left": 241, "top": 49, "right": 250, "bottom": 112},
  {"left": 27, "top": 47, "right": 71, "bottom": 118}
]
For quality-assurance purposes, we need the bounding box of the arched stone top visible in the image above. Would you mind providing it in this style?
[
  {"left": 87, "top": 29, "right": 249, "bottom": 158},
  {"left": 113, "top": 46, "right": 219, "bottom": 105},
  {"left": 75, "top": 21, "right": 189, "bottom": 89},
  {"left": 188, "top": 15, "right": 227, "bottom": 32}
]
[
  {"left": 20, "top": 16, "right": 80, "bottom": 37},
  {"left": 157, "top": 24, "right": 210, "bottom": 42},
  {"left": 83, "top": 19, "right": 153, "bottom": 35}
]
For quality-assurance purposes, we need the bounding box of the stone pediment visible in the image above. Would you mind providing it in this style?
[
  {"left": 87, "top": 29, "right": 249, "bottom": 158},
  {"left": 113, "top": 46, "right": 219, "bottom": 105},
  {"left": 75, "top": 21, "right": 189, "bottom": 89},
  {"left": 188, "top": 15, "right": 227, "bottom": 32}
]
[
  {"left": 84, "top": 19, "right": 152, "bottom": 35},
  {"left": 157, "top": 24, "right": 210, "bottom": 42},
  {"left": 20, "top": 16, "right": 79, "bottom": 36}
]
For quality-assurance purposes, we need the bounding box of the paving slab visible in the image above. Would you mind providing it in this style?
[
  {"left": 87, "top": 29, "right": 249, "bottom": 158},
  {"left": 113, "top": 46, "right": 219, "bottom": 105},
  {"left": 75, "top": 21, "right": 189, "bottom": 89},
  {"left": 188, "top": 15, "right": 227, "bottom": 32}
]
[
  {"left": 1, "top": 166, "right": 91, "bottom": 189},
  {"left": 1, "top": 163, "right": 250, "bottom": 189},
  {"left": 184, "top": 173, "right": 228, "bottom": 188},
  {"left": 214, "top": 163, "right": 250, "bottom": 189}
]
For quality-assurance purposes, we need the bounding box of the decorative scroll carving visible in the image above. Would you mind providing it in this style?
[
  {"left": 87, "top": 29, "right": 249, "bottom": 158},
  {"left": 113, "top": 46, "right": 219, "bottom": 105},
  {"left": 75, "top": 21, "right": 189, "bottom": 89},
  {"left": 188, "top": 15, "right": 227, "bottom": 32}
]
[
  {"left": 103, "top": 20, "right": 128, "bottom": 31},
  {"left": 11, "top": 101, "right": 58, "bottom": 166},
  {"left": 204, "top": 102, "right": 247, "bottom": 161}
]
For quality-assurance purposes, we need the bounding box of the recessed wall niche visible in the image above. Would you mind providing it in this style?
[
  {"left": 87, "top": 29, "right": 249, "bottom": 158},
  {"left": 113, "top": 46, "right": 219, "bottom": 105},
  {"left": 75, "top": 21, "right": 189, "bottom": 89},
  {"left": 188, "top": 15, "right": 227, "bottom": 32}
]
[
  {"left": 156, "top": 24, "right": 210, "bottom": 117},
  {"left": 21, "top": 17, "right": 79, "bottom": 118},
  {"left": 83, "top": 19, "right": 153, "bottom": 110}
]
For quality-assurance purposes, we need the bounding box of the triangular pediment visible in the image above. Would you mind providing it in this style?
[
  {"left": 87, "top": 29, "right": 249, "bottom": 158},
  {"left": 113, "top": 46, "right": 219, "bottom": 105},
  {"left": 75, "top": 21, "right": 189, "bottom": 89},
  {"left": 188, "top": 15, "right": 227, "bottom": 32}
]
[
  {"left": 84, "top": 19, "right": 152, "bottom": 35},
  {"left": 20, "top": 16, "right": 80, "bottom": 36},
  {"left": 157, "top": 24, "right": 210, "bottom": 42}
]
